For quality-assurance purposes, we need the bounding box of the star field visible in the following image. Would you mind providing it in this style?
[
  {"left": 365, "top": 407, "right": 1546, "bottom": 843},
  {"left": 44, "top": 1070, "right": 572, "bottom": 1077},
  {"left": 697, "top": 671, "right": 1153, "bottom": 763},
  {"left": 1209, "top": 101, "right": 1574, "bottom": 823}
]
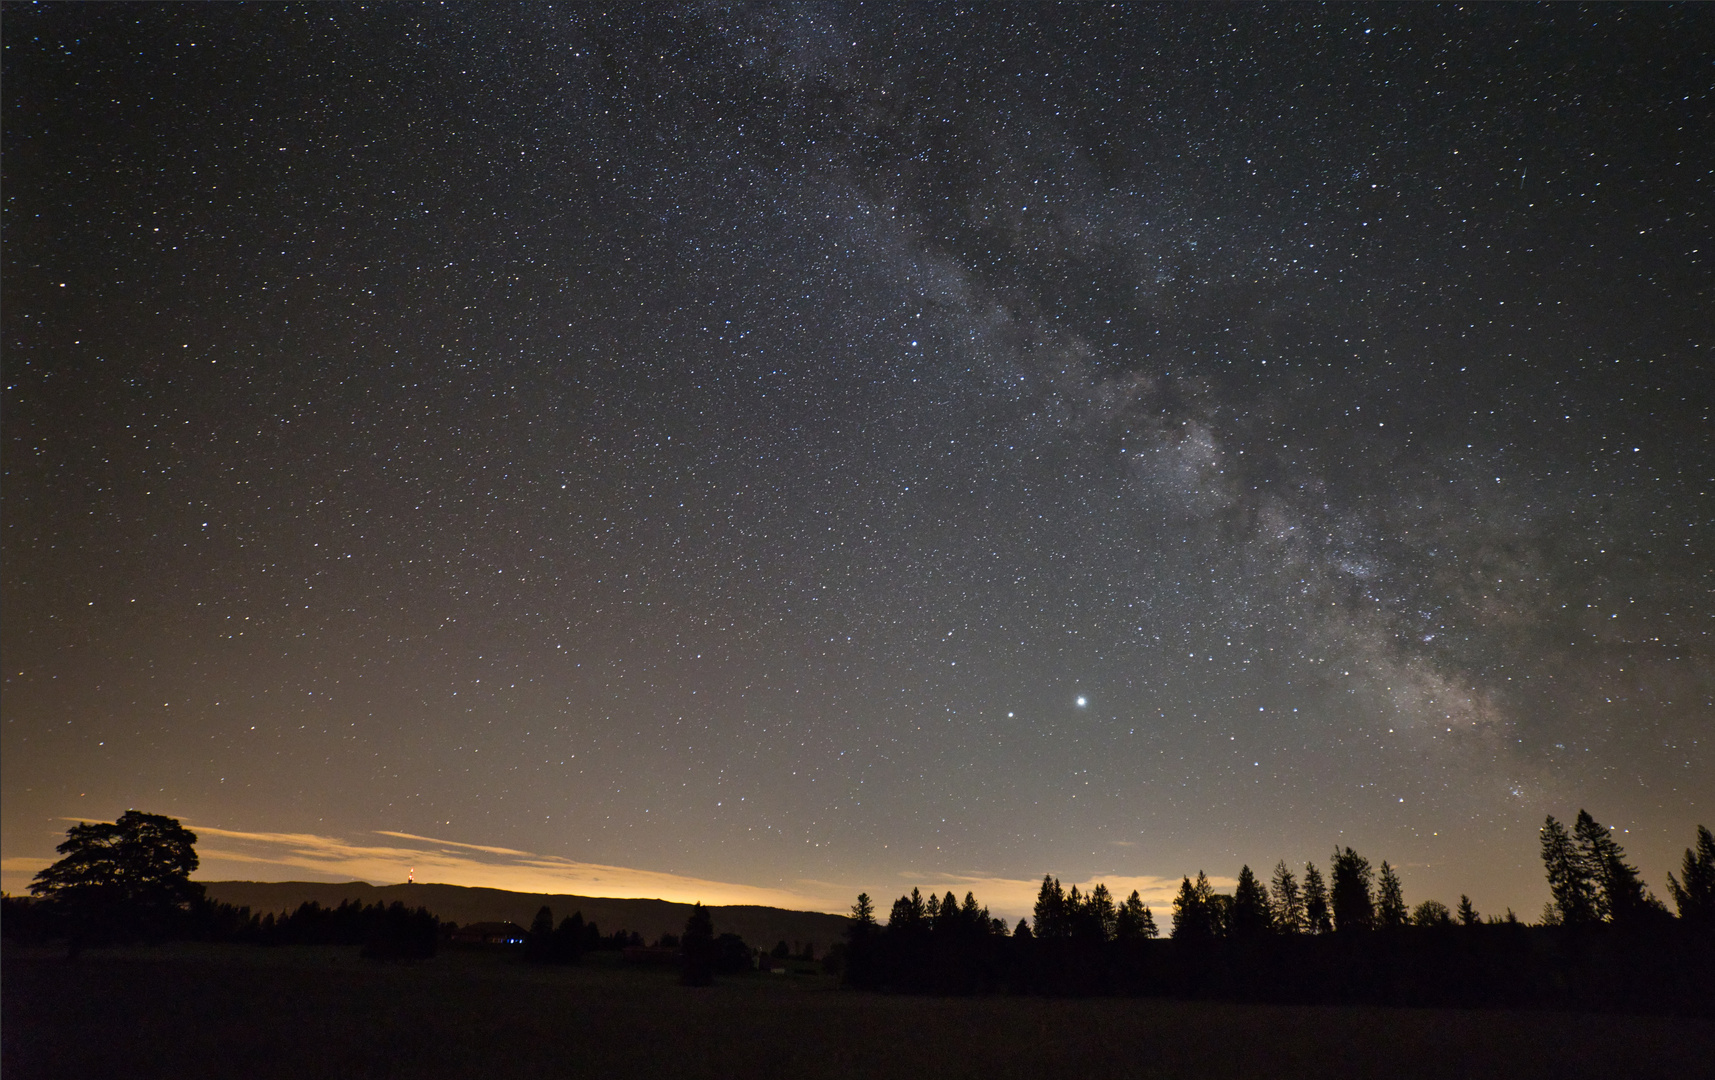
[{"left": 3, "top": 5, "right": 1710, "bottom": 914}]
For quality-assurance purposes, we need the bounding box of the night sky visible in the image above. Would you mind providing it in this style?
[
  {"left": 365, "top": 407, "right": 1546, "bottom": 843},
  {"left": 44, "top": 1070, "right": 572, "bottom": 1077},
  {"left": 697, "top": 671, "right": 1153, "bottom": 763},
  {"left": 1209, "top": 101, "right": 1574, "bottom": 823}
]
[{"left": 4, "top": 4, "right": 1710, "bottom": 918}]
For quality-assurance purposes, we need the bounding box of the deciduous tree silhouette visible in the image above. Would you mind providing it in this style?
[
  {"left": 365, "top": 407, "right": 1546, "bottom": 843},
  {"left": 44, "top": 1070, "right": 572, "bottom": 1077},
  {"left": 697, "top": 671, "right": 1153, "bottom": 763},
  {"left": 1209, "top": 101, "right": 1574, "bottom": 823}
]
[
  {"left": 29, "top": 810, "right": 203, "bottom": 947},
  {"left": 1411, "top": 899, "right": 1452, "bottom": 927}
]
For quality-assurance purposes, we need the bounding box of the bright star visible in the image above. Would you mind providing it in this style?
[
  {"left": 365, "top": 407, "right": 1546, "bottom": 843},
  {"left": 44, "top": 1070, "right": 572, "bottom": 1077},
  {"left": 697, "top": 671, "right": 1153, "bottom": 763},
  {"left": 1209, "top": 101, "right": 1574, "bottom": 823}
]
[{"left": 1075, "top": 696, "right": 1087, "bottom": 707}]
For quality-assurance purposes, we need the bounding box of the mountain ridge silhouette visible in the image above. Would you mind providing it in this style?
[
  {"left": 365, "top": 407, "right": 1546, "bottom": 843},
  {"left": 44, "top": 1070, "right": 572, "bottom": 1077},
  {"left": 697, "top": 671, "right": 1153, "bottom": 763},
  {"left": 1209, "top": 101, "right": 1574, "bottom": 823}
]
[{"left": 201, "top": 880, "right": 849, "bottom": 950}]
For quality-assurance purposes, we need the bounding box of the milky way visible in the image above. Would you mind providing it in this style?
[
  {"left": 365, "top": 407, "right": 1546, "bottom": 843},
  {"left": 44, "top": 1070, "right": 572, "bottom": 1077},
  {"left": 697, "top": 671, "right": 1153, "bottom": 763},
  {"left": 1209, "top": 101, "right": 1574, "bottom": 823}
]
[{"left": 4, "top": 4, "right": 1710, "bottom": 915}]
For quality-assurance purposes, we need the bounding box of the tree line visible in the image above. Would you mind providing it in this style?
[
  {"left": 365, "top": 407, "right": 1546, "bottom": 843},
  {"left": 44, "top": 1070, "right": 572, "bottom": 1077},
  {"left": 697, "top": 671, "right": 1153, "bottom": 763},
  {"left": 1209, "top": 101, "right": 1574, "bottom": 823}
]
[
  {"left": 837, "top": 814, "right": 1713, "bottom": 1013},
  {"left": 8, "top": 808, "right": 1712, "bottom": 1013}
]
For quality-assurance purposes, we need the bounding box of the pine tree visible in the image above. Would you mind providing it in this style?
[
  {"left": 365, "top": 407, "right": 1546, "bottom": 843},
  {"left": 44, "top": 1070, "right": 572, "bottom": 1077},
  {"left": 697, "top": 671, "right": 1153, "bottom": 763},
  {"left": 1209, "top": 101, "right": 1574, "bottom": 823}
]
[
  {"left": 1115, "top": 890, "right": 1153, "bottom": 940},
  {"left": 1456, "top": 895, "right": 1479, "bottom": 926},
  {"left": 525, "top": 905, "right": 555, "bottom": 962},
  {"left": 1302, "top": 863, "right": 1332, "bottom": 934},
  {"left": 1665, "top": 825, "right": 1715, "bottom": 926},
  {"left": 1197, "top": 871, "right": 1230, "bottom": 937},
  {"left": 1170, "top": 876, "right": 1204, "bottom": 939},
  {"left": 1231, "top": 865, "right": 1273, "bottom": 938},
  {"left": 1269, "top": 860, "right": 1304, "bottom": 934},
  {"left": 934, "top": 891, "right": 959, "bottom": 933},
  {"left": 888, "top": 895, "right": 912, "bottom": 927},
  {"left": 851, "top": 892, "right": 877, "bottom": 928},
  {"left": 1330, "top": 847, "right": 1376, "bottom": 932},
  {"left": 1086, "top": 883, "right": 1117, "bottom": 941},
  {"left": 1033, "top": 875, "right": 1068, "bottom": 939},
  {"left": 1172, "top": 873, "right": 1220, "bottom": 940},
  {"left": 681, "top": 902, "right": 715, "bottom": 985},
  {"left": 1541, "top": 814, "right": 1598, "bottom": 925},
  {"left": 1376, "top": 861, "right": 1407, "bottom": 929},
  {"left": 1573, "top": 810, "right": 1652, "bottom": 923},
  {"left": 553, "top": 912, "right": 587, "bottom": 963}
]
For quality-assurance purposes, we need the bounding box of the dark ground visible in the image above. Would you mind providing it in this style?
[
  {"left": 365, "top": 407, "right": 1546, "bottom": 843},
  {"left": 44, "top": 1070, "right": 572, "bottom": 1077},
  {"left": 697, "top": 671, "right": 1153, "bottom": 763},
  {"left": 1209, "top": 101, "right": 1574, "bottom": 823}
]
[{"left": 4, "top": 943, "right": 1711, "bottom": 1079}]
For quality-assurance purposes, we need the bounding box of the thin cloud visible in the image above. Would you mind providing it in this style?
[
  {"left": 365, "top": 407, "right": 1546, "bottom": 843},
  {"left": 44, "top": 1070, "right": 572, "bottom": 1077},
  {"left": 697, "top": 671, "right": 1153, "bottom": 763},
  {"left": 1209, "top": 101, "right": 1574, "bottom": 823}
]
[{"left": 186, "top": 825, "right": 846, "bottom": 911}]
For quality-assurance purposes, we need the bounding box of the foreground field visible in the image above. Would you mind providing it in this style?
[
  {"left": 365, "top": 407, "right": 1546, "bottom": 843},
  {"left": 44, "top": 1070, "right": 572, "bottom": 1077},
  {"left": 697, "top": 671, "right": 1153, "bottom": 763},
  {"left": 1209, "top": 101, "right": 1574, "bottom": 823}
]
[{"left": 5, "top": 943, "right": 1711, "bottom": 1079}]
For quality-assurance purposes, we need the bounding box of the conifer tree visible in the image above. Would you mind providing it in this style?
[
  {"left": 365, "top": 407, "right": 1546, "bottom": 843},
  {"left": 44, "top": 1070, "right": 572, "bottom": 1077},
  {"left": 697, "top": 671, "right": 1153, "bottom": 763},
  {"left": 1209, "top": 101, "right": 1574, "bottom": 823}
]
[
  {"left": 851, "top": 892, "right": 877, "bottom": 928},
  {"left": 1573, "top": 810, "right": 1652, "bottom": 923},
  {"left": 1376, "top": 861, "right": 1407, "bottom": 929},
  {"left": 680, "top": 902, "right": 715, "bottom": 985},
  {"left": 1171, "top": 876, "right": 1206, "bottom": 940},
  {"left": 1033, "top": 876, "right": 1068, "bottom": 939},
  {"left": 1086, "top": 883, "right": 1117, "bottom": 941},
  {"left": 1666, "top": 825, "right": 1715, "bottom": 926},
  {"left": 1115, "top": 890, "right": 1156, "bottom": 940},
  {"left": 960, "top": 891, "right": 984, "bottom": 932},
  {"left": 1541, "top": 815, "right": 1598, "bottom": 925},
  {"left": 1269, "top": 860, "right": 1305, "bottom": 934},
  {"left": 1302, "top": 862, "right": 1332, "bottom": 934},
  {"left": 1330, "top": 847, "right": 1376, "bottom": 932},
  {"left": 889, "top": 889, "right": 927, "bottom": 931},
  {"left": 1230, "top": 865, "right": 1272, "bottom": 938},
  {"left": 1456, "top": 895, "right": 1479, "bottom": 926},
  {"left": 525, "top": 905, "right": 555, "bottom": 962}
]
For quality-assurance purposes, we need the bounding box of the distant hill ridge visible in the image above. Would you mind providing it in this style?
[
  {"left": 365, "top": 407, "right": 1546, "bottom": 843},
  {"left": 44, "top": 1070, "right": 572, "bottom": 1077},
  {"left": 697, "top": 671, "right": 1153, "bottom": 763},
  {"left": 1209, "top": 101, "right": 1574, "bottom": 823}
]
[{"left": 200, "top": 880, "right": 850, "bottom": 952}]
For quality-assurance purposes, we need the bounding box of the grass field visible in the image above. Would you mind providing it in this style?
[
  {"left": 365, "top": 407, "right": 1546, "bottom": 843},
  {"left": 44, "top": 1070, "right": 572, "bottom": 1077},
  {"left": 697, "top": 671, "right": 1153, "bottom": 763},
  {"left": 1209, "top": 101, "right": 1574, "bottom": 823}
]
[{"left": 5, "top": 942, "right": 1711, "bottom": 1079}]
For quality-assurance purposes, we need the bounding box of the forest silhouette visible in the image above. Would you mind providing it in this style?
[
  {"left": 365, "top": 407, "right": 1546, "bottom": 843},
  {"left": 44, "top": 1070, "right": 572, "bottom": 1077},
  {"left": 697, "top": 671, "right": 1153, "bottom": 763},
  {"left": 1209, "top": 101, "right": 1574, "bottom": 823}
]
[{"left": 7, "top": 809, "right": 1712, "bottom": 1016}]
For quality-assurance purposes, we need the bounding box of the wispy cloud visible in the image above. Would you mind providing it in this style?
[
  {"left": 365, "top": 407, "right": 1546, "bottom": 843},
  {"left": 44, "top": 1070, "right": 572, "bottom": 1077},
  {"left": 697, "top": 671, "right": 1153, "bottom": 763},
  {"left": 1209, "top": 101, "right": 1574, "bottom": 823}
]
[
  {"left": 186, "top": 826, "right": 847, "bottom": 911},
  {"left": 6, "top": 822, "right": 1194, "bottom": 923}
]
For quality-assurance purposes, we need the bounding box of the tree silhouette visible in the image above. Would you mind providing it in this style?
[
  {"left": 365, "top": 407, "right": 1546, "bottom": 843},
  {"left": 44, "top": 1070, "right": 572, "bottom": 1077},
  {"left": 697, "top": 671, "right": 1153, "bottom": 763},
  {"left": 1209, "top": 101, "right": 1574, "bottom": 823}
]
[
  {"left": 1572, "top": 810, "right": 1655, "bottom": 923},
  {"left": 1376, "top": 861, "right": 1407, "bottom": 929},
  {"left": 1269, "top": 861, "right": 1304, "bottom": 934},
  {"left": 1541, "top": 815, "right": 1598, "bottom": 926},
  {"left": 1302, "top": 862, "right": 1332, "bottom": 934},
  {"left": 1081, "top": 883, "right": 1118, "bottom": 942},
  {"left": 1033, "top": 876, "right": 1068, "bottom": 939},
  {"left": 1411, "top": 899, "right": 1452, "bottom": 927},
  {"left": 1172, "top": 873, "right": 1222, "bottom": 940},
  {"left": 844, "top": 892, "right": 878, "bottom": 987},
  {"left": 1114, "top": 890, "right": 1157, "bottom": 940},
  {"left": 525, "top": 905, "right": 555, "bottom": 962},
  {"left": 1665, "top": 825, "right": 1714, "bottom": 926},
  {"left": 29, "top": 810, "right": 203, "bottom": 946},
  {"left": 1230, "top": 865, "right": 1272, "bottom": 938},
  {"left": 553, "top": 912, "right": 588, "bottom": 963},
  {"left": 1329, "top": 848, "right": 1375, "bottom": 932},
  {"left": 1456, "top": 895, "right": 1479, "bottom": 926},
  {"left": 681, "top": 902, "right": 715, "bottom": 986}
]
